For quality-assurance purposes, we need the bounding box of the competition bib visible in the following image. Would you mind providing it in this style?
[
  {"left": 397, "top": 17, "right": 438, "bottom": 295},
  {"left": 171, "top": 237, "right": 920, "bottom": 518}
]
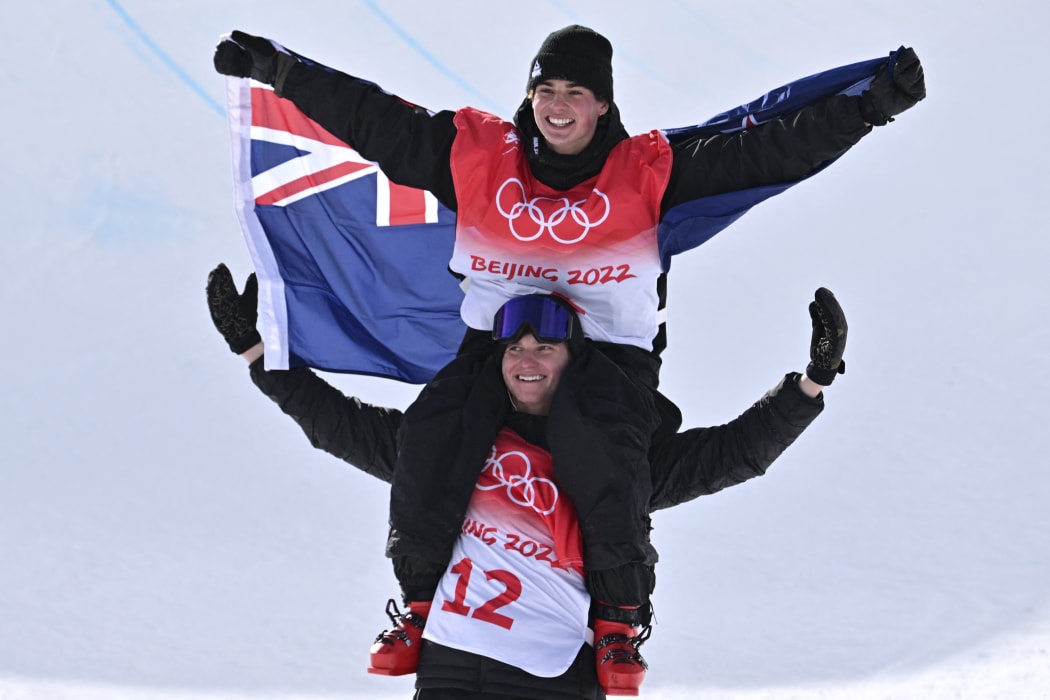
[
  {"left": 448, "top": 108, "right": 673, "bottom": 350},
  {"left": 423, "top": 428, "right": 590, "bottom": 677}
]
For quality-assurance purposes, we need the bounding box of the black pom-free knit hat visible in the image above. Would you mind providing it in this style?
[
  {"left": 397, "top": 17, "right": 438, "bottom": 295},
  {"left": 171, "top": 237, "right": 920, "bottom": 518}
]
[{"left": 526, "top": 25, "right": 614, "bottom": 102}]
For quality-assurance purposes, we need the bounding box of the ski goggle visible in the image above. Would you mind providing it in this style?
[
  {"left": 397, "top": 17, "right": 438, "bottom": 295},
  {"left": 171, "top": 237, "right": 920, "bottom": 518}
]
[{"left": 492, "top": 295, "right": 574, "bottom": 343}]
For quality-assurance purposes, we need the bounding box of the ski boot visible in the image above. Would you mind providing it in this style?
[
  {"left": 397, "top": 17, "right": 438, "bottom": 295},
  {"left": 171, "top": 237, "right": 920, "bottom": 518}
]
[
  {"left": 594, "top": 618, "right": 651, "bottom": 696},
  {"left": 367, "top": 599, "right": 432, "bottom": 676}
]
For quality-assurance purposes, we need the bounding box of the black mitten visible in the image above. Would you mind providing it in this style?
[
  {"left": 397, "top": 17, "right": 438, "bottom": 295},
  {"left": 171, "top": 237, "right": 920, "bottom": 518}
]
[
  {"left": 806, "top": 287, "right": 847, "bottom": 386},
  {"left": 206, "top": 263, "right": 262, "bottom": 355},
  {"left": 859, "top": 46, "right": 926, "bottom": 126},
  {"left": 213, "top": 30, "right": 278, "bottom": 84}
]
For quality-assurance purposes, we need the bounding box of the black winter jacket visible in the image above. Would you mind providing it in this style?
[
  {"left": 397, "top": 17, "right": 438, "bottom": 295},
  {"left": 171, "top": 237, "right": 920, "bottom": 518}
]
[
  {"left": 276, "top": 61, "right": 872, "bottom": 216},
  {"left": 275, "top": 58, "right": 870, "bottom": 363},
  {"left": 270, "top": 57, "right": 864, "bottom": 592},
  {"left": 247, "top": 360, "right": 823, "bottom": 698},
  {"left": 248, "top": 361, "right": 823, "bottom": 511}
]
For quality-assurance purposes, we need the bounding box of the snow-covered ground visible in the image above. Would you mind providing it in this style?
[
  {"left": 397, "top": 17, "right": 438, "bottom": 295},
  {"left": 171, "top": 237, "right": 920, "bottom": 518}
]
[{"left": 2, "top": 1, "right": 1048, "bottom": 698}]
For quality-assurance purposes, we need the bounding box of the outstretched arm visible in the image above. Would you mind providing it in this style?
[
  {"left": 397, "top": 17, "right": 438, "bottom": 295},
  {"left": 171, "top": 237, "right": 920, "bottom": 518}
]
[
  {"left": 662, "top": 47, "right": 926, "bottom": 213},
  {"left": 648, "top": 287, "right": 847, "bottom": 510},
  {"left": 205, "top": 263, "right": 401, "bottom": 483},
  {"left": 247, "top": 359, "right": 401, "bottom": 484},
  {"left": 663, "top": 93, "right": 872, "bottom": 211},
  {"left": 213, "top": 31, "right": 458, "bottom": 207}
]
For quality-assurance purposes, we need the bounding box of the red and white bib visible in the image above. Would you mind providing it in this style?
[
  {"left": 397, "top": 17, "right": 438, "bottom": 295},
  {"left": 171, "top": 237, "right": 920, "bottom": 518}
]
[
  {"left": 448, "top": 108, "right": 673, "bottom": 350},
  {"left": 423, "top": 427, "right": 590, "bottom": 677}
]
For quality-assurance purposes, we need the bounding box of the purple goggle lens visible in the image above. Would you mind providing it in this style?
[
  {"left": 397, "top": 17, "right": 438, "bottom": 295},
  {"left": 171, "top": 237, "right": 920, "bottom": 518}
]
[{"left": 492, "top": 296, "right": 572, "bottom": 342}]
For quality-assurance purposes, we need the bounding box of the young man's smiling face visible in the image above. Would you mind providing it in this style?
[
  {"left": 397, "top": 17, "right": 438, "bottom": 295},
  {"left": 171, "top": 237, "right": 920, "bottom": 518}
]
[
  {"left": 501, "top": 333, "right": 571, "bottom": 415},
  {"left": 530, "top": 79, "right": 608, "bottom": 155}
]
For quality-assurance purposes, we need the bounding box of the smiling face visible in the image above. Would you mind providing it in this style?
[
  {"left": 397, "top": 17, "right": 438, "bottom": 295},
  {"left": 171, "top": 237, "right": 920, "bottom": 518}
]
[
  {"left": 501, "top": 333, "right": 571, "bottom": 416},
  {"left": 530, "top": 79, "right": 609, "bottom": 155}
]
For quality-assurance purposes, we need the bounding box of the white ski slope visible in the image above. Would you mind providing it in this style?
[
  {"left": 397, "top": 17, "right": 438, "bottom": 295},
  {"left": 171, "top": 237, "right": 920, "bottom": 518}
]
[{"left": 2, "top": 1, "right": 1048, "bottom": 698}]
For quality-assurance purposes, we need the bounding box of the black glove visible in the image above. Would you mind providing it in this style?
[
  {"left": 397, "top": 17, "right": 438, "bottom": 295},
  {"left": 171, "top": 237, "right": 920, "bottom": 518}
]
[
  {"left": 859, "top": 46, "right": 926, "bottom": 126},
  {"left": 206, "top": 263, "right": 262, "bottom": 355},
  {"left": 806, "top": 287, "right": 847, "bottom": 386},
  {"left": 214, "top": 30, "right": 279, "bottom": 84}
]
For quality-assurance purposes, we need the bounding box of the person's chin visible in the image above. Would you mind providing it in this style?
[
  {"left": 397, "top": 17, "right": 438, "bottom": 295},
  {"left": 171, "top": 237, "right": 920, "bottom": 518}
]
[
  {"left": 514, "top": 385, "right": 547, "bottom": 403},
  {"left": 540, "top": 128, "right": 573, "bottom": 145}
]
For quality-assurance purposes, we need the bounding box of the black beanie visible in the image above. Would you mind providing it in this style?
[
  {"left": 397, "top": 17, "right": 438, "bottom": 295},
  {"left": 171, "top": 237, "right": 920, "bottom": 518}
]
[{"left": 527, "top": 25, "right": 613, "bottom": 102}]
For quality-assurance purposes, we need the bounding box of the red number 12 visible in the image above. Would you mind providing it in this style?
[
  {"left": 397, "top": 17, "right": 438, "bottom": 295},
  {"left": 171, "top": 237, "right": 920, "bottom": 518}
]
[{"left": 440, "top": 557, "right": 522, "bottom": 630}]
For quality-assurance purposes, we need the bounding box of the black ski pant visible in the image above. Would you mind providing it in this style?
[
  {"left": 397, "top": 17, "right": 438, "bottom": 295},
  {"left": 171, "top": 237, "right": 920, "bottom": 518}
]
[{"left": 415, "top": 639, "right": 603, "bottom": 700}]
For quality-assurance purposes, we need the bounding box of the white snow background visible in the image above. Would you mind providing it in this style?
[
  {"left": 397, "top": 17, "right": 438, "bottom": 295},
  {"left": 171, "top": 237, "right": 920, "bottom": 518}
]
[{"left": 2, "top": 1, "right": 1048, "bottom": 699}]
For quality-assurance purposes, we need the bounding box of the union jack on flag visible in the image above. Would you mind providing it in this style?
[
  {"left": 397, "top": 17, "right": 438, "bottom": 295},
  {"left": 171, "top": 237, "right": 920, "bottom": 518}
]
[
  {"left": 249, "top": 86, "right": 441, "bottom": 221},
  {"left": 223, "top": 46, "right": 888, "bottom": 384},
  {"left": 226, "top": 79, "right": 464, "bottom": 383}
]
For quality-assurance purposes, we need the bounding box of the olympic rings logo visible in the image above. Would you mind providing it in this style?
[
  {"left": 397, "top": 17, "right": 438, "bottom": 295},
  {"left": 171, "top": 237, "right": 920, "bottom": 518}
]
[
  {"left": 477, "top": 446, "right": 559, "bottom": 515},
  {"left": 495, "top": 178, "right": 610, "bottom": 245}
]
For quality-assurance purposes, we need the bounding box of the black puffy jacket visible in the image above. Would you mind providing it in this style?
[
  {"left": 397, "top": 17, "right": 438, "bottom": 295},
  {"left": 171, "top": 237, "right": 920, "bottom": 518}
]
[
  {"left": 276, "top": 60, "right": 871, "bottom": 217},
  {"left": 270, "top": 52, "right": 862, "bottom": 595},
  {"left": 249, "top": 361, "right": 822, "bottom": 509},
  {"left": 248, "top": 360, "right": 823, "bottom": 698}
]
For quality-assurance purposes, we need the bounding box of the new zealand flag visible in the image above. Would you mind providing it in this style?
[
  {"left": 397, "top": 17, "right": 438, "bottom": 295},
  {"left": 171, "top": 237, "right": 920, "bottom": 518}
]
[
  {"left": 224, "top": 49, "right": 887, "bottom": 384},
  {"left": 226, "top": 78, "right": 463, "bottom": 382}
]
